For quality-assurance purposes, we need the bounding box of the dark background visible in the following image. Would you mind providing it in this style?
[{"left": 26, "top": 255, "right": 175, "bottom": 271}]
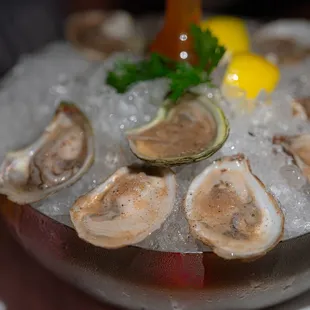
[
  {"left": 0, "top": 0, "right": 310, "bottom": 309},
  {"left": 120, "top": 0, "right": 310, "bottom": 18}
]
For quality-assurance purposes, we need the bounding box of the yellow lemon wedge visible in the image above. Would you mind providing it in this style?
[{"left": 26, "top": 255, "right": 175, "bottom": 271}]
[
  {"left": 223, "top": 52, "right": 280, "bottom": 99},
  {"left": 200, "top": 16, "right": 250, "bottom": 56}
]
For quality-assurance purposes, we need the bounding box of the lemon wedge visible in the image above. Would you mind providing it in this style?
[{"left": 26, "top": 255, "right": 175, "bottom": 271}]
[
  {"left": 201, "top": 16, "right": 250, "bottom": 56},
  {"left": 223, "top": 52, "right": 280, "bottom": 99}
]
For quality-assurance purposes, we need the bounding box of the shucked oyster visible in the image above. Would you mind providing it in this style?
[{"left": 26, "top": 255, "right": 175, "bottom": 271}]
[
  {"left": 185, "top": 154, "right": 284, "bottom": 260},
  {"left": 0, "top": 102, "right": 94, "bottom": 204},
  {"left": 255, "top": 38, "right": 310, "bottom": 65},
  {"left": 291, "top": 97, "right": 310, "bottom": 120},
  {"left": 70, "top": 165, "right": 176, "bottom": 249},
  {"left": 65, "top": 10, "right": 145, "bottom": 60},
  {"left": 126, "top": 92, "right": 229, "bottom": 166},
  {"left": 273, "top": 134, "right": 310, "bottom": 182},
  {"left": 254, "top": 20, "right": 310, "bottom": 65}
]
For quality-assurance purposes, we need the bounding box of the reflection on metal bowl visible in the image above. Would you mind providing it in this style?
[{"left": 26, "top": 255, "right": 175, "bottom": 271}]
[{"left": 1, "top": 195, "right": 310, "bottom": 310}]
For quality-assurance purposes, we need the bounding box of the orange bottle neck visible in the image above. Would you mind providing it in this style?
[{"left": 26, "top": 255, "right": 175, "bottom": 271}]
[
  {"left": 150, "top": 0, "right": 202, "bottom": 64},
  {"left": 164, "top": 0, "right": 202, "bottom": 30}
]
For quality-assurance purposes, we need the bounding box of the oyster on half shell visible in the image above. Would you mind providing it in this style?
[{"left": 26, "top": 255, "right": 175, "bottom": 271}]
[
  {"left": 291, "top": 97, "right": 310, "bottom": 120},
  {"left": 126, "top": 92, "right": 229, "bottom": 166},
  {"left": 273, "top": 134, "right": 310, "bottom": 182},
  {"left": 0, "top": 102, "right": 95, "bottom": 205},
  {"left": 254, "top": 20, "right": 310, "bottom": 65},
  {"left": 255, "top": 38, "right": 310, "bottom": 65},
  {"left": 70, "top": 165, "right": 176, "bottom": 249},
  {"left": 65, "top": 10, "right": 145, "bottom": 60},
  {"left": 185, "top": 154, "right": 284, "bottom": 260}
]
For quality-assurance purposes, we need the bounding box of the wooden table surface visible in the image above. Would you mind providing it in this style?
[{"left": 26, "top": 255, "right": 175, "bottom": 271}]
[{"left": 0, "top": 215, "right": 118, "bottom": 310}]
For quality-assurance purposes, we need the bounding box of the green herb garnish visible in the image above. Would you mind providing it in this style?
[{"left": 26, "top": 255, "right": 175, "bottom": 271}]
[
  {"left": 106, "top": 24, "right": 226, "bottom": 101},
  {"left": 106, "top": 53, "right": 173, "bottom": 93},
  {"left": 167, "top": 62, "right": 211, "bottom": 101},
  {"left": 190, "top": 24, "right": 226, "bottom": 73}
]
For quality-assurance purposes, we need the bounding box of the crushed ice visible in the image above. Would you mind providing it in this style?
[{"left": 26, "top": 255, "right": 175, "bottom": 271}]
[{"left": 1, "top": 42, "right": 310, "bottom": 252}]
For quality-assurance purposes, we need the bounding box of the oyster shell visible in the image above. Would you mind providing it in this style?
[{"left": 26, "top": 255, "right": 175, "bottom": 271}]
[
  {"left": 126, "top": 92, "right": 229, "bottom": 166},
  {"left": 254, "top": 19, "right": 310, "bottom": 65},
  {"left": 185, "top": 154, "right": 284, "bottom": 260},
  {"left": 65, "top": 10, "right": 145, "bottom": 60},
  {"left": 273, "top": 135, "right": 310, "bottom": 182},
  {"left": 255, "top": 38, "right": 310, "bottom": 65},
  {"left": 291, "top": 97, "right": 310, "bottom": 120},
  {"left": 70, "top": 165, "right": 176, "bottom": 249},
  {"left": 0, "top": 102, "right": 94, "bottom": 204},
  {"left": 253, "top": 19, "right": 310, "bottom": 64}
]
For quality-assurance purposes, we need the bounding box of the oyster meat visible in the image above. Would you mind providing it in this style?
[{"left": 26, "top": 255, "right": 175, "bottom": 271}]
[
  {"left": 255, "top": 38, "right": 310, "bottom": 65},
  {"left": 65, "top": 10, "right": 145, "bottom": 60},
  {"left": 254, "top": 20, "right": 310, "bottom": 65},
  {"left": 184, "top": 154, "right": 284, "bottom": 260},
  {"left": 273, "top": 134, "right": 310, "bottom": 182},
  {"left": 70, "top": 165, "right": 176, "bottom": 249},
  {"left": 126, "top": 92, "right": 229, "bottom": 166},
  {"left": 0, "top": 102, "right": 94, "bottom": 204}
]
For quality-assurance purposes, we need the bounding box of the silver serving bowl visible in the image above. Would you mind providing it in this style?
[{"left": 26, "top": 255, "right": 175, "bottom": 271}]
[{"left": 2, "top": 195, "right": 310, "bottom": 310}]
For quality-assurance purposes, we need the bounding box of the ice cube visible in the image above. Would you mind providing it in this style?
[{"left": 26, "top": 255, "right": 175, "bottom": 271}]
[{"left": 280, "top": 165, "right": 306, "bottom": 189}]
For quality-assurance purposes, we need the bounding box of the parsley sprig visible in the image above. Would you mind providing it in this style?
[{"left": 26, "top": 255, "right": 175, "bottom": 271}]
[{"left": 106, "top": 24, "right": 226, "bottom": 101}]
